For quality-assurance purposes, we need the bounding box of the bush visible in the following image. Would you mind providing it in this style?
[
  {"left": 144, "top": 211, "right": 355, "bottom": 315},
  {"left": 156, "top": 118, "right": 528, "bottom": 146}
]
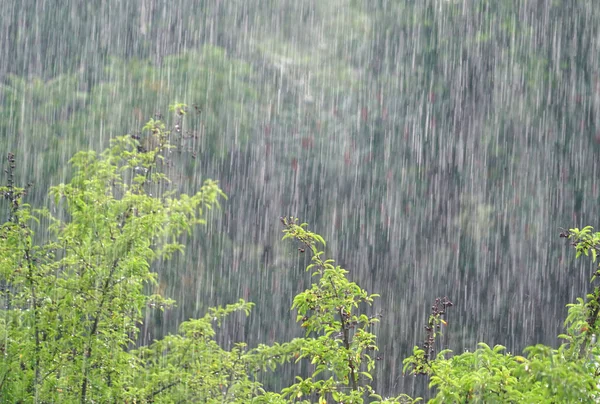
[{"left": 403, "top": 226, "right": 600, "bottom": 402}]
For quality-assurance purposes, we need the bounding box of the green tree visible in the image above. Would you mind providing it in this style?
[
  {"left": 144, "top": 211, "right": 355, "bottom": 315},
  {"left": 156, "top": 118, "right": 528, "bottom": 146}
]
[
  {"left": 269, "top": 217, "right": 416, "bottom": 403},
  {"left": 0, "top": 106, "right": 226, "bottom": 402}
]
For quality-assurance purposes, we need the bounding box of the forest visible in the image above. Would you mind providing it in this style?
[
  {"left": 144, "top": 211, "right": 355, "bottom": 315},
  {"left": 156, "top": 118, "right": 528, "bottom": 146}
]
[{"left": 2, "top": 0, "right": 600, "bottom": 402}]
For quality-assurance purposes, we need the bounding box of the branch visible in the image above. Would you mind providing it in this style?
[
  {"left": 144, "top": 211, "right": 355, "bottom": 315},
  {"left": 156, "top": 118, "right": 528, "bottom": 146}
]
[
  {"left": 148, "top": 380, "right": 181, "bottom": 400},
  {"left": 81, "top": 257, "right": 120, "bottom": 403}
]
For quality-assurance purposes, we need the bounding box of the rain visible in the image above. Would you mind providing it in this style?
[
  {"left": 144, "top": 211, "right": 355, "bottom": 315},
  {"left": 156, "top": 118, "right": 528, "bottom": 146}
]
[{"left": 1, "top": 0, "right": 599, "bottom": 399}]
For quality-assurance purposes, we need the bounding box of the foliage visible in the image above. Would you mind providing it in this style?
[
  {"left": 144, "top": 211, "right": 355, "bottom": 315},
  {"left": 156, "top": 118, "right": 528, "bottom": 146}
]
[
  {"left": 274, "top": 217, "right": 417, "bottom": 403},
  {"left": 5, "top": 7, "right": 600, "bottom": 398},
  {"left": 0, "top": 105, "right": 229, "bottom": 402},
  {"left": 402, "top": 226, "right": 600, "bottom": 402},
  {"left": 0, "top": 105, "right": 418, "bottom": 403},
  {"left": 5, "top": 102, "right": 600, "bottom": 403}
]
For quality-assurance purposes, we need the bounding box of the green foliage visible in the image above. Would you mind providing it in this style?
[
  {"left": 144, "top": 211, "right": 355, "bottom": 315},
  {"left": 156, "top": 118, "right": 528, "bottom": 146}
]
[
  {"left": 276, "top": 217, "right": 387, "bottom": 402},
  {"left": 402, "top": 226, "right": 600, "bottom": 402},
  {"left": 6, "top": 103, "right": 600, "bottom": 403},
  {"left": 0, "top": 107, "right": 417, "bottom": 402},
  {"left": 0, "top": 106, "right": 229, "bottom": 402},
  {"left": 5, "top": 7, "right": 600, "bottom": 394},
  {"left": 5, "top": 99, "right": 600, "bottom": 402},
  {"left": 128, "top": 299, "right": 260, "bottom": 403},
  {"left": 407, "top": 342, "right": 597, "bottom": 403}
]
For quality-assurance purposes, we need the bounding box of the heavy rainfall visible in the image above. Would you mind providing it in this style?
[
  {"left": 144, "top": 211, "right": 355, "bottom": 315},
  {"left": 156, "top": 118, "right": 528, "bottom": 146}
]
[{"left": 1, "top": 0, "right": 600, "bottom": 402}]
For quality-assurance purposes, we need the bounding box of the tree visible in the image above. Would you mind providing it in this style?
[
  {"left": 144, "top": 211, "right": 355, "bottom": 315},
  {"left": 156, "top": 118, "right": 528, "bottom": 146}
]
[{"left": 0, "top": 106, "right": 226, "bottom": 402}]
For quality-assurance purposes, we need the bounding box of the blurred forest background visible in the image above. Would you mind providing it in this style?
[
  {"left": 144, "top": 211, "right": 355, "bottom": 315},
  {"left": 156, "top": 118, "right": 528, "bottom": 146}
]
[{"left": 1, "top": 0, "right": 600, "bottom": 397}]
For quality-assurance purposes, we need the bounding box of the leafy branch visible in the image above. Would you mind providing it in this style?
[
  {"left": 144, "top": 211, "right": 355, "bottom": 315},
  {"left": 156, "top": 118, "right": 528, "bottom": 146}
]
[{"left": 280, "top": 216, "right": 383, "bottom": 402}]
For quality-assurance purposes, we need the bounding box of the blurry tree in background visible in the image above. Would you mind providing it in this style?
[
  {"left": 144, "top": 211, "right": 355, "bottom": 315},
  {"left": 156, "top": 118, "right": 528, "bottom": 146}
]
[{"left": 2, "top": 0, "right": 600, "bottom": 397}]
